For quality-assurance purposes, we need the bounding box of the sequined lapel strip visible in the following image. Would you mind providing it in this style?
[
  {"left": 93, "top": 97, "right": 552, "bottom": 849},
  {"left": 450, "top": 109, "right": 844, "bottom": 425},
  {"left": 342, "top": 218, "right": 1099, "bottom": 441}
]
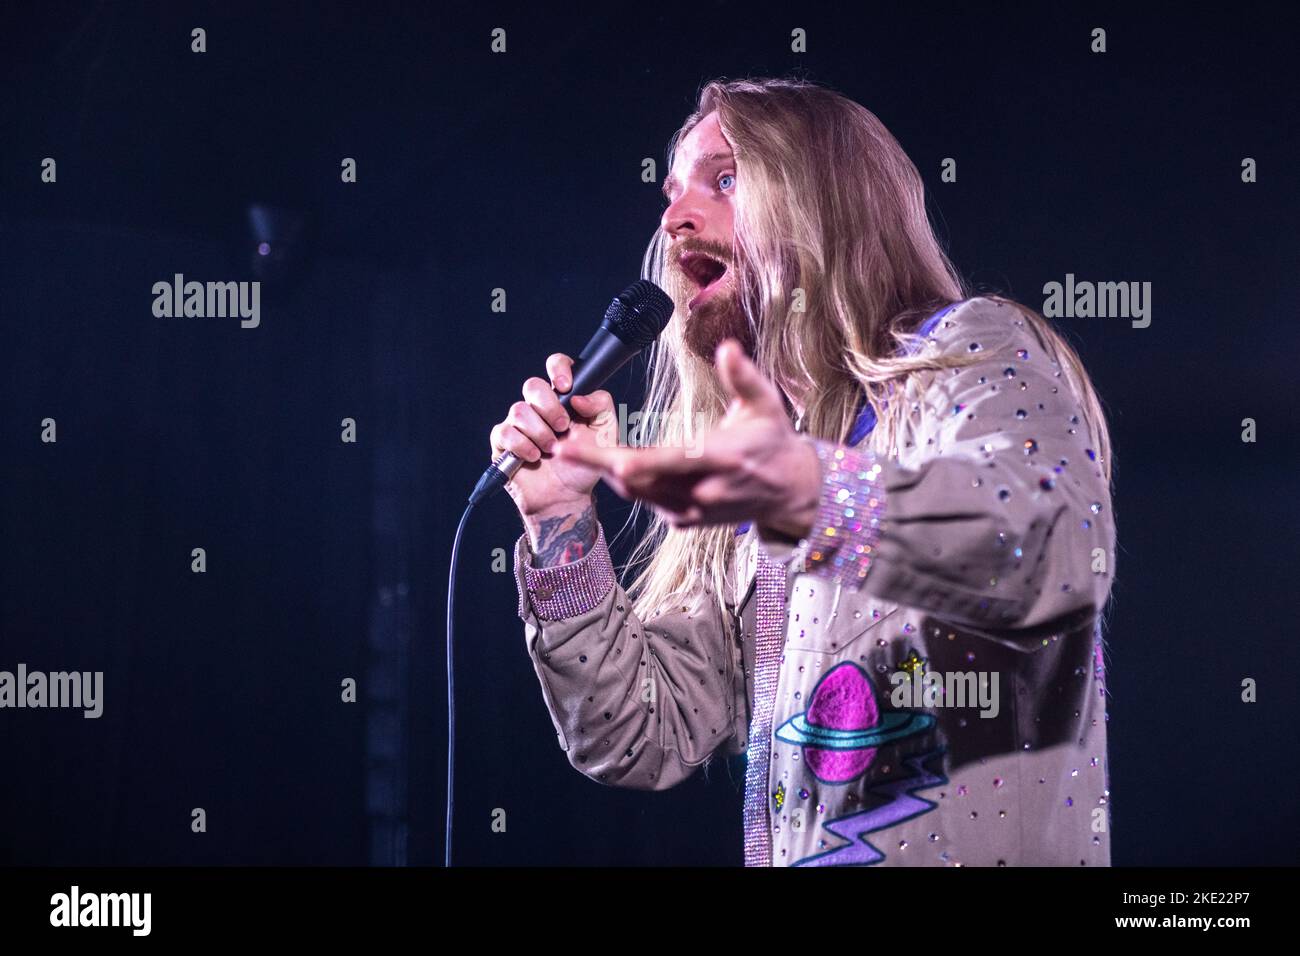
[{"left": 741, "top": 549, "right": 788, "bottom": 866}]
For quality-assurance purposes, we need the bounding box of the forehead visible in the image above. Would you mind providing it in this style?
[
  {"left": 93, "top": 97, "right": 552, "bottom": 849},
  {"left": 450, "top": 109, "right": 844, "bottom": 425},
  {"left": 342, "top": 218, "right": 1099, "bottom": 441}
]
[
  {"left": 678, "top": 110, "right": 733, "bottom": 159},
  {"left": 676, "top": 111, "right": 738, "bottom": 171}
]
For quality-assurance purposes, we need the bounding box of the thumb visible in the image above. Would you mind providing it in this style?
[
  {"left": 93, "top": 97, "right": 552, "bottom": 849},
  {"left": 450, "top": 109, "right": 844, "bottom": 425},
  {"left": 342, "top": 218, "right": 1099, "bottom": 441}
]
[{"left": 715, "top": 338, "right": 784, "bottom": 416}]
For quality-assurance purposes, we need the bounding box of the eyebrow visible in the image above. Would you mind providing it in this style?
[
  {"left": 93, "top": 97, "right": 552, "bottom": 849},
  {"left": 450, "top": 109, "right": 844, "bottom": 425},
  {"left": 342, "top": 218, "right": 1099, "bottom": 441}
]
[{"left": 662, "top": 151, "right": 735, "bottom": 199}]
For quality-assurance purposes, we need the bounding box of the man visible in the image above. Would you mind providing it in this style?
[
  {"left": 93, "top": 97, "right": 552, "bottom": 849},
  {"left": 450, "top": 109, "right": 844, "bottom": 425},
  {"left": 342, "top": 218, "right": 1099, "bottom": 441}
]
[{"left": 489, "top": 77, "right": 1115, "bottom": 866}]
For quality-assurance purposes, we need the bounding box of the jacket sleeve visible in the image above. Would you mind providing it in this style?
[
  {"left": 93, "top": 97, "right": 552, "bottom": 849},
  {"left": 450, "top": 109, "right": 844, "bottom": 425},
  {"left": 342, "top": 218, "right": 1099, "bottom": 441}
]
[
  {"left": 512, "top": 522, "right": 740, "bottom": 790},
  {"left": 757, "top": 297, "right": 1115, "bottom": 641}
]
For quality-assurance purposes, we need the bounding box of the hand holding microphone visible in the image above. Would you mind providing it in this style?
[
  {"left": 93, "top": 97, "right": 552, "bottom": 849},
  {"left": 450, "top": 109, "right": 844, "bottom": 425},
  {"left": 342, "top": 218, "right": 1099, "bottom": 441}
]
[
  {"left": 487, "top": 353, "right": 618, "bottom": 521},
  {"left": 470, "top": 280, "right": 674, "bottom": 509}
]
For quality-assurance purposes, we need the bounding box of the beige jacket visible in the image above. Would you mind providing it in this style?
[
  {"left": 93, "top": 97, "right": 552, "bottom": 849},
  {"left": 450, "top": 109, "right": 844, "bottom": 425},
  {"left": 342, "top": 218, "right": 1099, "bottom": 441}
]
[{"left": 511, "top": 296, "right": 1114, "bottom": 866}]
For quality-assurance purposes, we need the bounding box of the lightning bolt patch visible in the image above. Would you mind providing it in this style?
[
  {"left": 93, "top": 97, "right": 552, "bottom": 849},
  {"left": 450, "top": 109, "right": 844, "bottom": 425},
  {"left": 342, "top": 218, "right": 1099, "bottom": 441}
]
[{"left": 793, "top": 749, "right": 948, "bottom": 867}]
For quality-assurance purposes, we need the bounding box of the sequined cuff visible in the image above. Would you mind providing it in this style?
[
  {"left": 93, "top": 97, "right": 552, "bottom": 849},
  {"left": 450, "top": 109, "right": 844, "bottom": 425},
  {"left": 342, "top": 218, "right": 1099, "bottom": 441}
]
[
  {"left": 521, "top": 523, "right": 616, "bottom": 621},
  {"left": 803, "top": 439, "right": 887, "bottom": 589}
]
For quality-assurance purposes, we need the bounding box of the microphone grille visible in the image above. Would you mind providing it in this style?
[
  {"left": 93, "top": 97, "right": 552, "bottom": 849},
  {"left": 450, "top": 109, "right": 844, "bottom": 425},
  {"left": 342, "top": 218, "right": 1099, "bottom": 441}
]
[{"left": 604, "top": 280, "right": 674, "bottom": 349}]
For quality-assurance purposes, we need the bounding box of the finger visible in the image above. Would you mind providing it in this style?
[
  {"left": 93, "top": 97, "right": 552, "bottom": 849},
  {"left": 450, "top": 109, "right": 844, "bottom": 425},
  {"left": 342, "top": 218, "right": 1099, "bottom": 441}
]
[
  {"left": 545, "top": 353, "right": 575, "bottom": 392},
  {"left": 522, "top": 377, "right": 571, "bottom": 432},
  {"left": 552, "top": 436, "right": 626, "bottom": 474},
  {"left": 714, "top": 338, "right": 785, "bottom": 416},
  {"left": 491, "top": 422, "right": 542, "bottom": 463},
  {"left": 558, "top": 440, "right": 718, "bottom": 479},
  {"left": 505, "top": 400, "right": 559, "bottom": 454},
  {"left": 690, "top": 473, "right": 731, "bottom": 507},
  {"left": 654, "top": 502, "right": 704, "bottom": 528},
  {"left": 568, "top": 389, "right": 614, "bottom": 415}
]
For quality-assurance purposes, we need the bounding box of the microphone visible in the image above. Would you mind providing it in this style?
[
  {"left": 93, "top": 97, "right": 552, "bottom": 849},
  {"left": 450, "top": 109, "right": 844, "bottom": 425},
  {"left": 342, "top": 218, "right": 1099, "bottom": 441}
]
[{"left": 469, "top": 279, "right": 675, "bottom": 505}]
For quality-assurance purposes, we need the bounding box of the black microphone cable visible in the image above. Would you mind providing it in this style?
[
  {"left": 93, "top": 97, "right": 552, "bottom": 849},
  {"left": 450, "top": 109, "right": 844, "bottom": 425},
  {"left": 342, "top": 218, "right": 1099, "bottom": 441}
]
[
  {"left": 445, "top": 504, "right": 470, "bottom": 868},
  {"left": 444, "top": 281, "right": 672, "bottom": 865}
]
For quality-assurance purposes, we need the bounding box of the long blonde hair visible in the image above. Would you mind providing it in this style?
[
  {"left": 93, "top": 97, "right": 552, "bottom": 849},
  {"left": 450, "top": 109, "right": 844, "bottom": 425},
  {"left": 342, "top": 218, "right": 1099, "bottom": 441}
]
[{"left": 612, "top": 77, "right": 1113, "bottom": 624}]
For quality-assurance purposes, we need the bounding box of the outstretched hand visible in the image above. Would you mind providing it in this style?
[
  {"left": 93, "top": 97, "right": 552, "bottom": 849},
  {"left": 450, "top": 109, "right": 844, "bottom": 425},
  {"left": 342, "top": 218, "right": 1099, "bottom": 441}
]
[{"left": 555, "top": 338, "right": 822, "bottom": 538}]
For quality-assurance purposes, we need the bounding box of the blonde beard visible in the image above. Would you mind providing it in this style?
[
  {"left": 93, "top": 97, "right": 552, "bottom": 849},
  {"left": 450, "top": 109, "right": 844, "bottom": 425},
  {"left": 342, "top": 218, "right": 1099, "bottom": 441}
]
[{"left": 682, "top": 286, "right": 754, "bottom": 360}]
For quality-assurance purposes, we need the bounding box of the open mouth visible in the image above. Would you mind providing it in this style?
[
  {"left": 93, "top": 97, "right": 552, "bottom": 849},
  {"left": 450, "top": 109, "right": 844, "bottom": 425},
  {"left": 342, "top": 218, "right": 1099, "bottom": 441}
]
[{"left": 679, "top": 252, "right": 728, "bottom": 308}]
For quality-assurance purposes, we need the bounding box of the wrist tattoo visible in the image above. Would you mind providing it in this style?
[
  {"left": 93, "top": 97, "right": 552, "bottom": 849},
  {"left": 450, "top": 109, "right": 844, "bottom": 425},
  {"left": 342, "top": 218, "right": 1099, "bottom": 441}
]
[{"left": 532, "top": 503, "right": 598, "bottom": 568}]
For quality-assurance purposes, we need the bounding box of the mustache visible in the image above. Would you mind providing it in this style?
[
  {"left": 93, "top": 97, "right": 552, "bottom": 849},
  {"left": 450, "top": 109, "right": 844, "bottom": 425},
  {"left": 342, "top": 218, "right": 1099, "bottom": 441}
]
[{"left": 672, "top": 238, "right": 734, "bottom": 269}]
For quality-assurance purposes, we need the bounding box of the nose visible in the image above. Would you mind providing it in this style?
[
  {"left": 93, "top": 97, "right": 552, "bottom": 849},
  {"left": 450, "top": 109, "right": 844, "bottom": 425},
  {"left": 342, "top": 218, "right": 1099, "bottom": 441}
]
[{"left": 661, "top": 193, "right": 702, "bottom": 240}]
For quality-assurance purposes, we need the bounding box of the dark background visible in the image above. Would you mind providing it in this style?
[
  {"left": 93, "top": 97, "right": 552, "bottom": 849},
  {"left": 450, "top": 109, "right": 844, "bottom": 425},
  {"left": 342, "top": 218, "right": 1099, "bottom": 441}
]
[{"left": 1, "top": 1, "right": 1296, "bottom": 866}]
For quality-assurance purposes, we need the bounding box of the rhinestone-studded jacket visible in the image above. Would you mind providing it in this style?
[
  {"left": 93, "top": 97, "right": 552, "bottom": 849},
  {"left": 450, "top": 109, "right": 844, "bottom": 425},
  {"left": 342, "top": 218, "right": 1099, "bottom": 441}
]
[{"left": 511, "top": 296, "right": 1115, "bottom": 866}]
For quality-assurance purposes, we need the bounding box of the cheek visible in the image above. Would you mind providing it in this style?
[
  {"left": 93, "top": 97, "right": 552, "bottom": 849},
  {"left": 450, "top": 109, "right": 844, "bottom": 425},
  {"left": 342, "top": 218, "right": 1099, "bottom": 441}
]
[{"left": 721, "top": 209, "right": 736, "bottom": 245}]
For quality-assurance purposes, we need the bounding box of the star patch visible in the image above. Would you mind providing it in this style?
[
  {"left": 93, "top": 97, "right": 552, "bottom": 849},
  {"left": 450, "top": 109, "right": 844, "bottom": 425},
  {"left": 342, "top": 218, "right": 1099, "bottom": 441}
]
[{"left": 896, "top": 649, "right": 927, "bottom": 677}]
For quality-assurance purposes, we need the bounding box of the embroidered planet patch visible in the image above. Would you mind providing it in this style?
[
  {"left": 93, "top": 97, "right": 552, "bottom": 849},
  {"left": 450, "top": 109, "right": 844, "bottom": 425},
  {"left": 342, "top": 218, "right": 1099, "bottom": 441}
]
[{"left": 775, "top": 662, "right": 934, "bottom": 784}]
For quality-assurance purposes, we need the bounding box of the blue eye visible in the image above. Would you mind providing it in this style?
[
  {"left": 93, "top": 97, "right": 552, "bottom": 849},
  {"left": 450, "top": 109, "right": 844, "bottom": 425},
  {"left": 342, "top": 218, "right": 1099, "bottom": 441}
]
[{"left": 718, "top": 173, "right": 735, "bottom": 191}]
